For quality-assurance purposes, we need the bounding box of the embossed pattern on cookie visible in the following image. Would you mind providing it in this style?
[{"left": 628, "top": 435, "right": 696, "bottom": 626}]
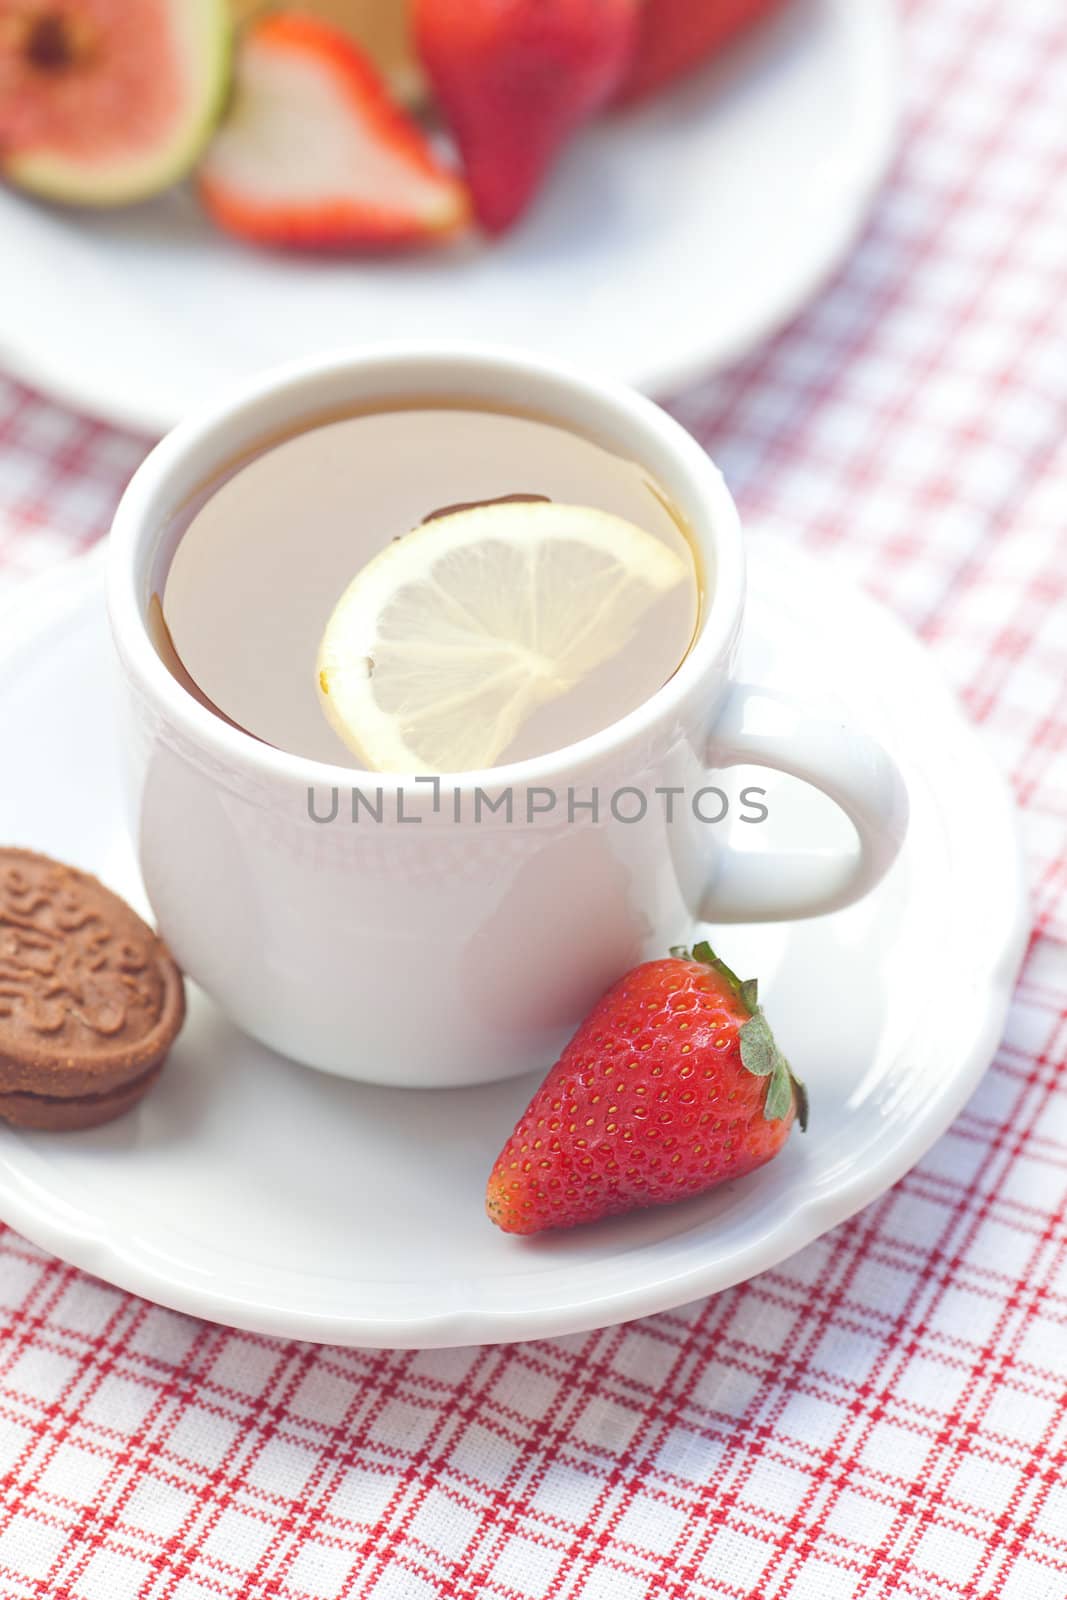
[{"left": 0, "top": 849, "right": 185, "bottom": 1109}]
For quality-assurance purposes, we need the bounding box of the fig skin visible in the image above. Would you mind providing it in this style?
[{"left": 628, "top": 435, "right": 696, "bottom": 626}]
[{"left": 0, "top": 0, "right": 233, "bottom": 207}]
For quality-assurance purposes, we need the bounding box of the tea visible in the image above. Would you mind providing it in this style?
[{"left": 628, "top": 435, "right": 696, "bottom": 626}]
[{"left": 158, "top": 403, "right": 701, "bottom": 770}]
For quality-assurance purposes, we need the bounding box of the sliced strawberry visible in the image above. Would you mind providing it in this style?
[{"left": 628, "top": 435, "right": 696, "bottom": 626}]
[{"left": 198, "top": 11, "right": 469, "bottom": 250}]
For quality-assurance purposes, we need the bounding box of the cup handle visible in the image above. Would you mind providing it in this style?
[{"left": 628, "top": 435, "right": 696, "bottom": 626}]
[{"left": 700, "top": 682, "right": 909, "bottom": 922}]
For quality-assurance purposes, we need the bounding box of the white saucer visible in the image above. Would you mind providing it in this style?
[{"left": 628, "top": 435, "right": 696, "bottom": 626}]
[
  {"left": 0, "top": 541, "right": 1026, "bottom": 1349},
  {"left": 0, "top": 0, "right": 895, "bottom": 431}
]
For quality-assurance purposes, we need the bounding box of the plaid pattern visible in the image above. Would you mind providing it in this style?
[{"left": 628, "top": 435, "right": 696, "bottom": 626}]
[{"left": 1, "top": 0, "right": 1066, "bottom": 1594}]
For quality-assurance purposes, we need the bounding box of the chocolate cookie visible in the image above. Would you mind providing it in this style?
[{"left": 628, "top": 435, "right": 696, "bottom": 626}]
[
  {"left": 0, "top": 849, "right": 185, "bottom": 1127},
  {"left": 0, "top": 1066, "right": 165, "bottom": 1132}
]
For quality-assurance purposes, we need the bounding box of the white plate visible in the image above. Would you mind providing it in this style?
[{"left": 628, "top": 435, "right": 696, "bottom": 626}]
[
  {"left": 0, "top": 0, "right": 896, "bottom": 433},
  {"left": 0, "top": 539, "right": 1026, "bottom": 1348}
]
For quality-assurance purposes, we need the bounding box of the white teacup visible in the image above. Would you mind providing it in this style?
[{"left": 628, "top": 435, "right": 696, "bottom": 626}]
[{"left": 108, "top": 344, "right": 908, "bottom": 1088}]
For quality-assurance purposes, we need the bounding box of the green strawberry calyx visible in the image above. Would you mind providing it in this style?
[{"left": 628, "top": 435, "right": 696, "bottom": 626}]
[{"left": 669, "top": 940, "right": 809, "bottom": 1131}]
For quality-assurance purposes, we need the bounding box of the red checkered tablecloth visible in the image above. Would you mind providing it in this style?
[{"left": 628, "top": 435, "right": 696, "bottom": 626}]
[{"left": 1, "top": 1, "right": 1066, "bottom": 1596}]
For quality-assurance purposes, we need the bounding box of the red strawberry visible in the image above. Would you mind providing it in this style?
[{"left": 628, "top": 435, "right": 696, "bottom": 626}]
[
  {"left": 617, "top": 0, "right": 786, "bottom": 105},
  {"left": 487, "top": 941, "right": 806, "bottom": 1235},
  {"left": 198, "top": 12, "right": 469, "bottom": 251},
  {"left": 414, "top": 0, "right": 640, "bottom": 234}
]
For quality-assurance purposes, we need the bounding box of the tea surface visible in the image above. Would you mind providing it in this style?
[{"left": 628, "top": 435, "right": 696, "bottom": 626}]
[{"left": 161, "top": 407, "right": 701, "bottom": 767}]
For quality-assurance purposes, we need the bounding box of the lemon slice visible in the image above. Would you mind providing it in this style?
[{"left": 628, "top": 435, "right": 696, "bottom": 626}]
[{"left": 317, "top": 501, "right": 688, "bottom": 773}]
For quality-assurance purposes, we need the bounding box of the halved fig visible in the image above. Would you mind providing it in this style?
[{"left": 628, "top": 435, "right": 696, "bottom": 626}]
[{"left": 0, "top": 0, "right": 231, "bottom": 205}]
